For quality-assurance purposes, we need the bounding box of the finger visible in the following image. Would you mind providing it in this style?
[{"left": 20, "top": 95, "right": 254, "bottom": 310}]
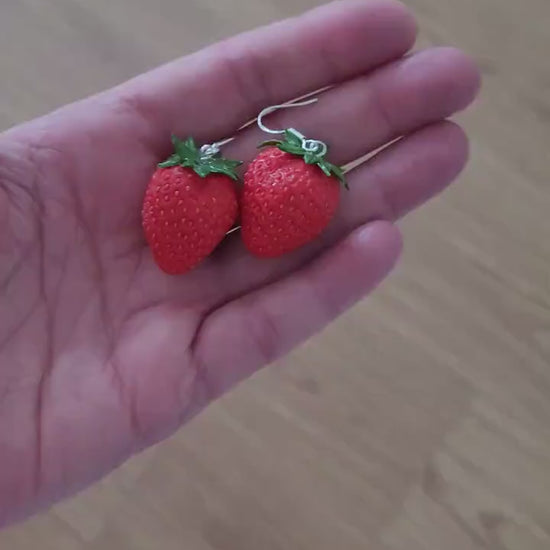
[
  {"left": 227, "top": 47, "right": 480, "bottom": 165},
  {"left": 6, "top": 1, "right": 416, "bottom": 149},
  {"left": 98, "top": 0, "right": 417, "bottom": 150},
  {"left": 193, "top": 221, "right": 401, "bottom": 398},
  {"left": 217, "top": 121, "right": 467, "bottom": 296},
  {"left": 336, "top": 119, "right": 470, "bottom": 225}
]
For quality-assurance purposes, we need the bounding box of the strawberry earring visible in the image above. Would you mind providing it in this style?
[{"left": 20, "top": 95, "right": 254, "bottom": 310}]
[
  {"left": 142, "top": 135, "right": 241, "bottom": 275},
  {"left": 241, "top": 98, "right": 347, "bottom": 258}
]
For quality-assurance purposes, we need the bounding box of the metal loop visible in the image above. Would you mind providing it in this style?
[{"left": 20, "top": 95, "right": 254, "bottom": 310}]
[
  {"left": 302, "top": 139, "right": 327, "bottom": 156},
  {"left": 256, "top": 98, "right": 328, "bottom": 157},
  {"left": 257, "top": 98, "right": 319, "bottom": 135},
  {"left": 200, "top": 143, "right": 220, "bottom": 157},
  {"left": 199, "top": 136, "right": 237, "bottom": 158}
]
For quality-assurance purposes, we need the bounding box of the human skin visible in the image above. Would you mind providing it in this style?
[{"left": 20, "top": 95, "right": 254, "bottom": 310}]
[{"left": 0, "top": 0, "right": 480, "bottom": 527}]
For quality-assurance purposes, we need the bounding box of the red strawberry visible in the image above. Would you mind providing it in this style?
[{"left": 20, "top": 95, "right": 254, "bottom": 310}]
[
  {"left": 142, "top": 136, "right": 241, "bottom": 275},
  {"left": 241, "top": 131, "right": 346, "bottom": 258}
]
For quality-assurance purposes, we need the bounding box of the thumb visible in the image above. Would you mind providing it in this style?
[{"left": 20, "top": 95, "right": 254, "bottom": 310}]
[{"left": 191, "top": 221, "right": 402, "bottom": 399}]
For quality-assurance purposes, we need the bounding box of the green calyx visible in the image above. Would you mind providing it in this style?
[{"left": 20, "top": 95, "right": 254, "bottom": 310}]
[
  {"left": 158, "top": 135, "right": 242, "bottom": 181},
  {"left": 261, "top": 130, "right": 348, "bottom": 189}
]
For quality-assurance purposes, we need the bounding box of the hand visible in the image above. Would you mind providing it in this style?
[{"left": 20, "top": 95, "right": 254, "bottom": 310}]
[{"left": 0, "top": 0, "right": 480, "bottom": 526}]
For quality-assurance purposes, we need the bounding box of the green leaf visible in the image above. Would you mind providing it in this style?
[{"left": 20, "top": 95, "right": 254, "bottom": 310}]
[
  {"left": 180, "top": 156, "right": 195, "bottom": 168},
  {"left": 223, "top": 159, "right": 244, "bottom": 169},
  {"left": 318, "top": 160, "right": 333, "bottom": 177},
  {"left": 259, "top": 139, "right": 283, "bottom": 148},
  {"left": 277, "top": 143, "right": 302, "bottom": 156},
  {"left": 158, "top": 135, "right": 242, "bottom": 180},
  {"left": 171, "top": 135, "right": 186, "bottom": 157},
  {"left": 191, "top": 155, "right": 242, "bottom": 180},
  {"left": 329, "top": 164, "right": 347, "bottom": 188},
  {"left": 304, "top": 152, "right": 320, "bottom": 165},
  {"left": 284, "top": 129, "right": 303, "bottom": 147},
  {"left": 208, "top": 166, "right": 240, "bottom": 181},
  {"left": 171, "top": 135, "right": 199, "bottom": 163},
  {"left": 158, "top": 154, "right": 181, "bottom": 168},
  {"left": 194, "top": 164, "right": 210, "bottom": 178},
  {"left": 330, "top": 164, "right": 344, "bottom": 179},
  {"left": 171, "top": 134, "right": 181, "bottom": 149},
  {"left": 183, "top": 137, "right": 196, "bottom": 150}
]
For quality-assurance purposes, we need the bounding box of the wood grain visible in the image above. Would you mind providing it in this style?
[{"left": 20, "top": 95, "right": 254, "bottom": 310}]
[{"left": 1, "top": 0, "right": 549, "bottom": 548}]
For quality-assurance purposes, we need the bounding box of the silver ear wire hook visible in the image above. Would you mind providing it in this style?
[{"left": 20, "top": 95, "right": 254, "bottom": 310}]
[
  {"left": 257, "top": 98, "right": 328, "bottom": 157},
  {"left": 200, "top": 136, "right": 236, "bottom": 157},
  {"left": 257, "top": 98, "right": 318, "bottom": 134},
  {"left": 203, "top": 97, "right": 323, "bottom": 158}
]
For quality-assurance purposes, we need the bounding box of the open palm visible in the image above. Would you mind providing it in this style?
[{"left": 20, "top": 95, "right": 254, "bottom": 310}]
[{"left": 0, "top": 0, "right": 479, "bottom": 526}]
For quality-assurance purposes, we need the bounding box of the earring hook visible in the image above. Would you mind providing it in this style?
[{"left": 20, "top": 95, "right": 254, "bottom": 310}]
[
  {"left": 257, "top": 98, "right": 319, "bottom": 135},
  {"left": 199, "top": 97, "right": 322, "bottom": 157},
  {"left": 257, "top": 98, "right": 327, "bottom": 157},
  {"left": 199, "top": 136, "right": 236, "bottom": 157}
]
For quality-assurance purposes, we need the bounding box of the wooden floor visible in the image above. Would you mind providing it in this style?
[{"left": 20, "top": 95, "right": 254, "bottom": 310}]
[{"left": 1, "top": 0, "right": 549, "bottom": 548}]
